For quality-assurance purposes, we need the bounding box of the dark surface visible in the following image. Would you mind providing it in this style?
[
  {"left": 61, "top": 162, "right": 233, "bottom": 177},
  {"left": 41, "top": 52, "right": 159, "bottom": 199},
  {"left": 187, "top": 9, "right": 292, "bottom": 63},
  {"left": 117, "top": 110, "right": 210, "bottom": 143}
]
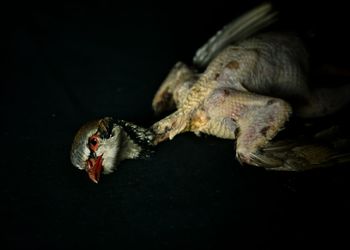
[{"left": 3, "top": 0, "right": 350, "bottom": 249}]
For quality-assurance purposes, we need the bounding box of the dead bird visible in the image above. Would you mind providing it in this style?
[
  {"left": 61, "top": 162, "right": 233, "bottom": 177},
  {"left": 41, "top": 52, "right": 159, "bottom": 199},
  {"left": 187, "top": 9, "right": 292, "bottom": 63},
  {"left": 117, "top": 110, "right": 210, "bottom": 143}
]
[
  {"left": 151, "top": 3, "right": 350, "bottom": 171},
  {"left": 71, "top": 3, "right": 350, "bottom": 183}
]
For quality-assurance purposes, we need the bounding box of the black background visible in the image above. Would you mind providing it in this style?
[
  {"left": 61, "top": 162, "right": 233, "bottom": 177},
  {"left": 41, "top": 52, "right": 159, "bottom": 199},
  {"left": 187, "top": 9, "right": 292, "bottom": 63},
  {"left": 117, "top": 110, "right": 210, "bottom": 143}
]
[{"left": 4, "top": 0, "right": 350, "bottom": 249}]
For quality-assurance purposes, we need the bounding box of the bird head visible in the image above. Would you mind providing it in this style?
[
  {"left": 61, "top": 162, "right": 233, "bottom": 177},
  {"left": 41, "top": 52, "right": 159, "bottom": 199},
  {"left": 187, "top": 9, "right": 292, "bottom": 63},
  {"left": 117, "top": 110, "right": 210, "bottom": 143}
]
[{"left": 70, "top": 117, "right": 154, "bottom": 183}]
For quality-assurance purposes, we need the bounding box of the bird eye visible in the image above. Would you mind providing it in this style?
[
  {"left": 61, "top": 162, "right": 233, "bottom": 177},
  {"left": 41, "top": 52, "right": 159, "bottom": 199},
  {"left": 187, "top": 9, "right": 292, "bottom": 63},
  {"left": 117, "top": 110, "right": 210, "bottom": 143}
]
[
  {"left": 90, "top": 137, "right": 97, "bottom": 146},
  {"left": 88, "top": 136, "right": 99, "bottom": 151}
]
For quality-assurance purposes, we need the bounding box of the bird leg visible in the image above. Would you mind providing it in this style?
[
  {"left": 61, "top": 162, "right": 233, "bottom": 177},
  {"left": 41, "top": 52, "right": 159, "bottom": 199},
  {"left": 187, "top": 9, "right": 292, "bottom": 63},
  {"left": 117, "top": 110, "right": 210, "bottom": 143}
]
[
  {"left": 232, "top": 94, "right": 292, "bottom": 166},
  {"left": 195, "top": 87, "right": 292, "bottom": 150}
]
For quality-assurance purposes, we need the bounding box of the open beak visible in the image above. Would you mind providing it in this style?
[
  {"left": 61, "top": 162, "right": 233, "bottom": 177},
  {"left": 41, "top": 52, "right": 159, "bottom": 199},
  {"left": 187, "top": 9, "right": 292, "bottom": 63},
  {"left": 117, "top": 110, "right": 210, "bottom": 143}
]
[{"left": 86, "top": 155, "right": 103, "bottom": 183}]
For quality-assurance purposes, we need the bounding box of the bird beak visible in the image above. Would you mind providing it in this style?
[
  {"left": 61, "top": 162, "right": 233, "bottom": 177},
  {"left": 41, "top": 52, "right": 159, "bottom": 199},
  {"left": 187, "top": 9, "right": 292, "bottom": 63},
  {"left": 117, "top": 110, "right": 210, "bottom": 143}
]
[{"left": 86, "top": 155, "right": 103, "bottom": 183}]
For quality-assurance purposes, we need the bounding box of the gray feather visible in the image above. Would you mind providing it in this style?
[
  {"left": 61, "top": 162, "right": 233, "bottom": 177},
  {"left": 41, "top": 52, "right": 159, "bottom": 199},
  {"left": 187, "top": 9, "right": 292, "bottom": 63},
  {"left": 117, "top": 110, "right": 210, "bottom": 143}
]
[{"left": 193, "top": 3, "right": 277, "bottom": 68}]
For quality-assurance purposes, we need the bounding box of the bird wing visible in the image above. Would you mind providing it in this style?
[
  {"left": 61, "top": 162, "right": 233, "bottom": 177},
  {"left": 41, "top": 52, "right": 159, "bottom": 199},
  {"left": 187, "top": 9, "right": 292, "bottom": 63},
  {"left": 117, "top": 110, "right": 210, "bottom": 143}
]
[{"left": 193, "top": 3, "right": 277, "bottom": 68}]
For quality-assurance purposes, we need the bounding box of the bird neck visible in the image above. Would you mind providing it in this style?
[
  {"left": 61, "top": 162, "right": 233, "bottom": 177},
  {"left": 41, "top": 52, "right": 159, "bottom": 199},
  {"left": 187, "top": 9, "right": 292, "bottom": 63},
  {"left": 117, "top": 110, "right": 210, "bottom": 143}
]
[
  {"left": 113, "top": 120, "right": 154, "bottom": 161},
  {"left": 119, "top": 130, "right": 143, "bottom": 161}
]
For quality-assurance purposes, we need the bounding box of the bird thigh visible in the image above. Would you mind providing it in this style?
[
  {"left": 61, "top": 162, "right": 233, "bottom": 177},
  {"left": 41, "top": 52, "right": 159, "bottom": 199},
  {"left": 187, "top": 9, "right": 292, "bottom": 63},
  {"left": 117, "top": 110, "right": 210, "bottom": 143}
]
[{"left": 234, "top": 95, "right": 292, "bottom": 166}]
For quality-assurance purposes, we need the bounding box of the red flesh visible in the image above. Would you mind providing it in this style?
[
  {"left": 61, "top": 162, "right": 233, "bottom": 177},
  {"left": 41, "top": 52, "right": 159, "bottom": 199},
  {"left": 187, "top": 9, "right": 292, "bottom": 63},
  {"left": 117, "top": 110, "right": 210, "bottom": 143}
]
[{"left": 86, "top": 155, "right": 103, "bottom": 183}]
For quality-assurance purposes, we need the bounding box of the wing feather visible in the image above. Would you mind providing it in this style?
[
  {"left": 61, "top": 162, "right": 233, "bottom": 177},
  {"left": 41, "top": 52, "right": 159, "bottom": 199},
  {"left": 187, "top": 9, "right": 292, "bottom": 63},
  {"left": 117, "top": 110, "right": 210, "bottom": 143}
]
[{"left": 193, "top": 3, "right": 277, "bottom": 68}]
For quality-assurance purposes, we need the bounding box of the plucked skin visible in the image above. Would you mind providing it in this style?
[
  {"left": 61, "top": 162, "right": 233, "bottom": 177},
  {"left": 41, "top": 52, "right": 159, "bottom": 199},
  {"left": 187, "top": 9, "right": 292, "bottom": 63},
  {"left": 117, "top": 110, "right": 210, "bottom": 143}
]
[{"left": 151, "top": 3, "right": 350, "bottom": 170}]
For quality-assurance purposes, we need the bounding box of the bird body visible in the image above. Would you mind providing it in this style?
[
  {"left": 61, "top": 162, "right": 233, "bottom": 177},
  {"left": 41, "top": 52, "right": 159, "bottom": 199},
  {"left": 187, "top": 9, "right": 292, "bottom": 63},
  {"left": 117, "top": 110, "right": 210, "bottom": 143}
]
[
  {"left": 71, "top": 3, "right": 350, "bottom": 182},
  {"left": 151, "top": 4, "right": 350, "bottom": 170}
]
